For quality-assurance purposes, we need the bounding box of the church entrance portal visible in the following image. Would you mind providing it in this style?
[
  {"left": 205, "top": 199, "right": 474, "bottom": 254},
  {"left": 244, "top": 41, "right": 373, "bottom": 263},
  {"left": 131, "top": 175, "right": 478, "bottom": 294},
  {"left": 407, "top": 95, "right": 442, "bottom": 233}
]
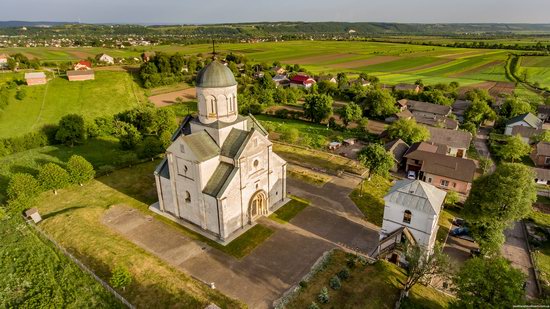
[{"left": 249, "top": 191, "right": 267, "bottom": 222}]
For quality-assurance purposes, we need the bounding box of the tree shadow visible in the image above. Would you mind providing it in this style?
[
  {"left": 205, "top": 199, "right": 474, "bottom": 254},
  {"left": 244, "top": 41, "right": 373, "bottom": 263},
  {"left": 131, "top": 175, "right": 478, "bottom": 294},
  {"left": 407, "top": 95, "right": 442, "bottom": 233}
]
[{"left": 42, "top": 205, "right": 87, "bottom": 220}]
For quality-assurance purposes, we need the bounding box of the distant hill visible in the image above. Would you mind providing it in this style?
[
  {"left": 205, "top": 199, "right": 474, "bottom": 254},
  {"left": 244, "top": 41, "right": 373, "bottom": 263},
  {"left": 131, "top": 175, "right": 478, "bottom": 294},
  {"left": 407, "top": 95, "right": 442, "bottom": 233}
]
[{"left": 0, "top": 21, "right": 74, "bottom": 28}]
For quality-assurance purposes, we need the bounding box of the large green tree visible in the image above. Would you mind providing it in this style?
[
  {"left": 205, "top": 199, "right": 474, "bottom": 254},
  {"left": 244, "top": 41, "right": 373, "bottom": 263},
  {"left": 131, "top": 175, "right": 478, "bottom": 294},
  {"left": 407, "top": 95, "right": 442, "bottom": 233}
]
[
  {"left": 38, "top": 163, "right": 70, "bottom": 195},
  {"left": 454, "top": 257, "right": 525, "bottom": 308},
  {"left": 6, "top": 173, "right": 41, "bottom": 208},
  {"left": 497, "top": 135, "right": 531, "bottom": 162},
  {"left": 303, "top": 94, "right": 333, "bottom": 124},
  {"left": 464, "top": 99, "right": 496, "bottom": 125},
  {"left": 357, "top": 144, "right": 394, "bottom": 179},
  {"left": 339, "top": 102, "right": 363, "bottom": 127},
  {"left": 363, "top": 89, "right": 398, "bottom": 118},
  {"left": 55, "top": 114, "right": 86, "bottom": 146},
  {"left": 66, "top": 155, "right": 95, "bottom": 185},
  {"left": 386, "top": 118, "right": 430, "bottom": 145},
  {"left": 501, "top": 97, "right": 533, "bottom": 118},
  {"left": 402, "top": 244, "right": 451, "bottom": 297},
  {"left": 463, "top": 163, "right": 536, "bottom": 253}
]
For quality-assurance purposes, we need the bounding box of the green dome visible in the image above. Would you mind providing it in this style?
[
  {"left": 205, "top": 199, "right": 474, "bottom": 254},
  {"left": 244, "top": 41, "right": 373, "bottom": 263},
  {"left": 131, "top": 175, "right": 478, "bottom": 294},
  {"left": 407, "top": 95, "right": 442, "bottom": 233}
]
[{"left": 196, "top": 61, "right": 237, "bottom": 88}]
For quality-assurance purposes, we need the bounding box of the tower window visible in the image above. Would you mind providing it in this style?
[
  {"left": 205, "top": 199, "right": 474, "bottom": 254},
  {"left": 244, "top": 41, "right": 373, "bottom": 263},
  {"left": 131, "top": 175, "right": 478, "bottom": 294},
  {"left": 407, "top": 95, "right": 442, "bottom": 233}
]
[
  {"left": 185, "top": 191, "right": 191, "bottom": 203},
  {"left": 403, "top": 210, "right": 412, "bottom": 224},
  {"left": 253, "top": 159, "right": 259, "bottom": 168}
]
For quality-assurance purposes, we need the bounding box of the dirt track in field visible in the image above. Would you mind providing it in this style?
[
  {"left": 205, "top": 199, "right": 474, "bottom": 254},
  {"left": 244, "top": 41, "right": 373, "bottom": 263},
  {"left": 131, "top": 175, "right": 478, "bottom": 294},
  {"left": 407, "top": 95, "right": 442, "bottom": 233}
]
[
  {"left": 329, "top": 56, "right": 399, "bottom": 69},
  {"left": 149, "top": 87, "right": 196, "bottom": 107},
  {"left": 458, "top": 81, "right": 515, "bottom": 98},
  {"left": 450, "top": 60, "right": 504, "bottom": 77},
  {"left": 285, "top": 53, "right": 353, "bottom": 65},
  {"left": 436, "top": 49, "right": 489, "bottom": 59},
  {"left": 67, "top": 50, "right": 93, "bottom": 59},
  {"left": 395, "top": 58, "right": 453, "bottom": 73}
]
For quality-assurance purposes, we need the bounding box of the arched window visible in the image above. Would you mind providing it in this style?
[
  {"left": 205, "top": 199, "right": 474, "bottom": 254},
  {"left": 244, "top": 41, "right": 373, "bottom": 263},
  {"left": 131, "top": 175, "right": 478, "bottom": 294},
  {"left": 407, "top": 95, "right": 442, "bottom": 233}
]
[
  {"left": 185, "top": 191, "right": 191, "bottom": 203},
  {"left": 403, "top": 210, "right": 412, "bottom": 224}
]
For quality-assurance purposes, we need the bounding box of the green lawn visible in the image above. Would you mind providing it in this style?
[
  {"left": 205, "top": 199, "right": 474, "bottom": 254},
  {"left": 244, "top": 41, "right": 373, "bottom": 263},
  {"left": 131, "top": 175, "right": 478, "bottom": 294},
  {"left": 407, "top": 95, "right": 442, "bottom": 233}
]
[
  {"left": 519, "top": 56, "right": 550, "bottom": 89},
  {"left": 269, "top": 195, "right": 309, "bottom": 224},
  {"left": 287, "top": 165, "right": 332, "bottom": 187},
  {"left": 529, "top": 210, "right": 550, "bottom": 295},
  {"left": 0, "top": 216, "right": 122, "bottom": 308},
  {"left": 285, "top": 250, "right": 452, "bottom": 309},
  {"left": 33, "top": 160, "right": 244, "bottom": 308},
  {"left": 349, "top": 175, "right": 393, "bottom": 226},
  {"left": 0, "top": 71, "right": 146, "bottom": 138},
  {"left": 0, "top": 136, "right": 139, "bottom": 203}
]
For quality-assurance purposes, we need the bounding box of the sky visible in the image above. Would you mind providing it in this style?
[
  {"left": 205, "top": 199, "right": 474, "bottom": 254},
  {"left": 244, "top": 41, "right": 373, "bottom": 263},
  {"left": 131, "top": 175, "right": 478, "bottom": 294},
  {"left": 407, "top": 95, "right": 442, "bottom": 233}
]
[{"left": 1, "top": 0, "right": 550, "bottom": 24}]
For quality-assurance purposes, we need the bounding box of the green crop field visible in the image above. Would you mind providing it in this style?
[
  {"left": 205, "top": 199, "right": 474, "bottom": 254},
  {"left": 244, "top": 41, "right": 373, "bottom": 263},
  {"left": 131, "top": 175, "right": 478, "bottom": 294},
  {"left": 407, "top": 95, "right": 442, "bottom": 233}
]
[
  {"left": 0, "top": 71, "right": 146, "bottom": 138},
  {"left": 518, "top": 56, "right": 550, "bottom": 89}
]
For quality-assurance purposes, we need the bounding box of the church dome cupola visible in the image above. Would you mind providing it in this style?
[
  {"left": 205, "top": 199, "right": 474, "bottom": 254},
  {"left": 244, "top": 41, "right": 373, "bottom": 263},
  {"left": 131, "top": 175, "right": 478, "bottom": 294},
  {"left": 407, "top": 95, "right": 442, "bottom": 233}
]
[
  {"left": 196, "top": 61, "right": 239, "bottom": 124},
  {"left": 196, "top": 61, "right": 237, "bottom": 88}
]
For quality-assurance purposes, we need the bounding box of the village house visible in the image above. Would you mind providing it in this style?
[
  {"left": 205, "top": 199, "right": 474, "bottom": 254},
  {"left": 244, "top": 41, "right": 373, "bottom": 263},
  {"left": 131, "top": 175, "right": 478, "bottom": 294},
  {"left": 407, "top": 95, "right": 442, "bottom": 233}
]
[
  {"left": 24, "top": 72, "right": 47, "bottom": 86},
  {"left": 533, "top": 167, "right": 550, "bottom": 185},
  {"left": 97, "top": 53, "right": 114, "bottom": 64},
  {"left": 271, "top": 66, "right": 286, "bottom": 75},
  {"left": 0, "top": 53, "right": 8, "bottom": 68},
  {"left": 289, "top": 74, "right": 316, "bottom": 89},
  {"left": 151, "top": 61, "right": 288, "bottom": 244},
  {"left": 451, "top": 99, "right": 472, "bottom": 123},
  {"left": 316, "top": 75, "right": 337, "bottom": 84},
  {"left": 504, "top": 113, "right": 543, "bottom": 136},
  {"left": 537, "top": 105, "right": 550, "bottom": 123},
  {"left": 511, "top": 126, "right": 544, "bottom": 144},
  {"left": 67, "top": 70, "right": 95, "bottom": 81},
  {"left": 141, "top": 52, "right": 156, "bottom": 62},
  {"left": 426, "top": 126, "right": 472, "bottom": 158},
  {"left": 401, "top": 99, "right": 458, "bottom": 129},
  {"left": 74, "top": 60, "right": 92, "bottom": 71},
  {"left": 394, "top": 83, "right": 421, "bottom": 93},
  {"left": 379, "top": 179, "right": 446, "bottom": 255},
  {"left": 531, "top": 141, "right": 550, "bottom": 168},
  {"left": 350, "top": 78, "right": 370, "bottom": 87},
  {"left": 404, "top": 142, "right": 477, "bottom": 195},
  {"left": 272, "top": 74, "right": 290, "bottom": 88},
  {"left": 385, "top": 139, "right": 410, "bottom": 172}
]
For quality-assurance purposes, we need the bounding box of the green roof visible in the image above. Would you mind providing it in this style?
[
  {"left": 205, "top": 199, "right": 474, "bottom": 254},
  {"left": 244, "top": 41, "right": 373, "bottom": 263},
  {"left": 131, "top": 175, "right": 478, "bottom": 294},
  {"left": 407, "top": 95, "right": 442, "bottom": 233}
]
[
  {"left": 181, "top": 131, "right": 220, "bottom": 162},
  {"left": 203, "top": 162, "right": 236, "bottom": 197},
  {"left": 247, "top": 114, "right": 268, "bottom": 136},
  {"left": 196, "top": 61, "right": 237, "bottom": 88},
  {"left": 507, "top": 112, "right": 542, "bottom": 128},
  {"left": 221, "top": 129, "right": 250, "bottom": 158}
]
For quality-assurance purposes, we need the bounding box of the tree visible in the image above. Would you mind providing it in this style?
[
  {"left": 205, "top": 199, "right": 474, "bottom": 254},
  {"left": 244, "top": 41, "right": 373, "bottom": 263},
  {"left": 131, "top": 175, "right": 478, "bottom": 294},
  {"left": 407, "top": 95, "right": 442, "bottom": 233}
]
[
  {"left": 15, "top": 89, "right": 26, "bottom": 100},
  {"left": 445, "top": 190, "right": 460, "bottom": 206},
  {"left": 119, "top": 124, "right": 142, "bottom": 150},
  {"left": 454, "top": 257, "right": 525, "bottom": 308},
  {"left": 363, "top": 89, "right": 398, "bottom": 118},
  {"left": 303, "top": 94, "right": 333, "bottom": 123},
  {"left": 38, "top": 163, "right": 70, "bottom": 195},
  {"left": 462, "top": 163, "right": 536, "bottom": 253},
  {"left": 357, "top": 117, "right": 369, "bottom": 134},
  {"left": 110, "top": 266, "right": 132, "bottom": 291},
  {"left": 402, "top": 244, "right": 450, "bottom": 298},
  {"left": 6, "top": 173, "right": 41, "bottom": 204},
  {"left": 357, "top": 144, "right": 394, "bottom": 179},
  {"left": 138, "top": 136, "right": 164, "bottom": 159},
  {"left": 501, "top": 97, "right": 533, "bottom": 118},
  {"left": 464, "top": 99, "right": 496, "bottom": 125},
  {"left": 497, "top": 135, "right": 531, "bottom": 162},
  {"left": 386, "top": 119, "right": 430, "bottom": 145},
  {"left": 66, "top": 155, "right": 95, "bottom": 185},
  {"left": 55, "top": 114, "right": 86, "bottom": 146},
  {"left": 336, "top": 72, "right": 348, "bottom": 90},
  {"left": 532, "top": 130, "right": 550, "bottom": 143},
  {"left": 339, "top": 102, "right": 363, "bottom": 127}
]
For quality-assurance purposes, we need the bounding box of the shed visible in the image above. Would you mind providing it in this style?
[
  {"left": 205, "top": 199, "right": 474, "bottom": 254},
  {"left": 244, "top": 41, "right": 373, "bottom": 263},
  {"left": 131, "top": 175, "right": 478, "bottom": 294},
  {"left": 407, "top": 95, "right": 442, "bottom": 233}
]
[
  {"left": 328, "top": 141, "right": 342, "bottom": 150},
  {"left": 25, "top": 72, "right": 47, "bottom": 86},
  {"left": 24, "top": 208, "right": 42, "bottom": 223}
]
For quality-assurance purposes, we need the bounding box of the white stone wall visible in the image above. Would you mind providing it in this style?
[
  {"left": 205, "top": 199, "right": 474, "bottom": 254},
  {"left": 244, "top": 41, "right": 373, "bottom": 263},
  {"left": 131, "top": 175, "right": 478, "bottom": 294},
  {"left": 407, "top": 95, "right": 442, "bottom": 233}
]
[
  {"left": 380, "top": 201, "right": 438, "bottom": 249},
  {"left": 197, "top": 85, "right": 238, "bottom": 124},
  {"left": 189, "top": 118, "right": 248, "bottom": 147}
]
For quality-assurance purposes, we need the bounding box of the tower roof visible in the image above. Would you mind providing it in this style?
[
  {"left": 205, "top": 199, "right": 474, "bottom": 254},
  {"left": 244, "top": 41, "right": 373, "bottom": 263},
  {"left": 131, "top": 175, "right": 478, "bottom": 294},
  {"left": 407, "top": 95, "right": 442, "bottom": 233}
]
[{"left": 196, "top": 61, "right": 237, "bottom": 88}]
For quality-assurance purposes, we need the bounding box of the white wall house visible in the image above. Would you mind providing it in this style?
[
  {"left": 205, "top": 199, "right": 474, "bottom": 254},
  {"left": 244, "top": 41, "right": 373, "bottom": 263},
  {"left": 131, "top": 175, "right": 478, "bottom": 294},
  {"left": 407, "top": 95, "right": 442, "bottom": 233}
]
[
  {"left": 0, "top": 54, "right": 8, "bottom": 68},
  {"left": 380, "top": 179, "right": 446, "bottom": 252},
  {"left": 98, "top": 54, "right": 114, "bottom": 64},
  {"left": 152, "top": 61, "right": 288, "bottom": 245}
]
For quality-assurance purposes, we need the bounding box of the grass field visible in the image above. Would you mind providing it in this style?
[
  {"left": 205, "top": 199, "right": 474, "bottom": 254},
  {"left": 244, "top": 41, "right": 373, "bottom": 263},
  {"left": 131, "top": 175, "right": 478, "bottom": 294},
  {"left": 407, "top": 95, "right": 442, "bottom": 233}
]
[
  {"left": 269, "top": 195, "right": 309, "bottom": 224},
  {"left": 0, "top": 71, "right": 146, "bottom": 138},
  {"left": 518, "top": 56, "right": 550, "bottom": 89},
  {"left": 348, "top": 175, "right": 392, "bottom": 226},
  {"left": 0, "top": 41, "right": 524, "bottom": 87},
  {"left": 33, "top": 161, "right": 244, "bottom": 308},
  {"left": 0, "top": 216, "right": 121, "bottom": 308},
  {"left": 286, "top": 250, "right": 452, "bottom": 309}
]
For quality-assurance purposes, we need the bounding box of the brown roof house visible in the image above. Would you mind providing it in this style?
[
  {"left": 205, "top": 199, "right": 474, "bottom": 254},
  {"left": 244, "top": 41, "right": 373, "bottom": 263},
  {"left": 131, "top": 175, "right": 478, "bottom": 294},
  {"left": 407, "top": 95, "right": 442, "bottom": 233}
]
[
  {"left": 25, "top": 72, "right": 47, "bottom": 86},
  {"left": 385, "top": 139, "right": 410, "bottom": 172},
  {"left": 67, "top": 70, "right": 95, "bottom": 81},
  {"left": 451, "top": 99, "right": 472, "bottom": 123},
  {"left": 533, "top": 167, "right": 550, "bottom": 185},
  {"left": 537, "top": 105, "right": 550, "bottom": 123},
  {"left": 402, "top": 99, "right": 458, "bottom": 129},
  {"left": 426, "top": 126, "right": 472, "bottom": 158},
  {"left": 394, "top": 83, "right": 421, "bottom": 93},
  {"left": 531, "top": 142, "right": 550, "bottom": 168},
  {"left": 511, "top": 126, "right": 544, "bottom": 144},
  {"left": 404, "top": 142, "right": 477, "bottom": 195}
]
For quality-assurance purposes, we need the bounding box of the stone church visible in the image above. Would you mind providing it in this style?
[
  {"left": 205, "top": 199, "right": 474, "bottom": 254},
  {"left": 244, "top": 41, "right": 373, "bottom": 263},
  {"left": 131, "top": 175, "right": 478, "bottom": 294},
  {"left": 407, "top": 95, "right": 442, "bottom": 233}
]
[{"left": 151, "top": 61, "right": 288, "bottom": 244}]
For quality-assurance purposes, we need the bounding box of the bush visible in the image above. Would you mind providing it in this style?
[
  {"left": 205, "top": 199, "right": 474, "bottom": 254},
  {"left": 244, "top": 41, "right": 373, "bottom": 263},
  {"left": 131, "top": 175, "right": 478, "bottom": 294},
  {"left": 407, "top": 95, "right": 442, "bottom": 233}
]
[
  {"left": 337, "top": 267, "right": 350, "bottom": 280},
  {"left": 67, "top": 155, "right": 95, "bottom": 185},
  {"left": 56, "top": 114, "right": 86, "bottom": 147},
  {"left": 7, "top": 173, "right": 41, "bottom": 204},
  {"left": 299, "top": 280, "right": 308, "bottom": 289},
  {"left": 109, "top": 266, "right": 132, "bottom": 291},
  {"left": 346, "top": 257, "right": 356, "bottom": 269},
  {"left": 138, "top": 136, "right": 164, "bottom": 159},
  {"left": 280, "top": 128, "right": 299, "bottom": 144},
  {"left": 329, "top": 275, "right": 341, "bottom": 290},
  {"left": 119, "top": 124, "right": 142, "bottom": 150},
  {"left": 38, "top": 163, "right": 70, "bottom": 194},
  {"left": 317, "top": 287, "right": 329, "bottom": 304},
  {"left": 308, "top": 302, "right": 320, "bottom": 309},
  {"left": 15, "top": 89, "right": 26, "bottom": 100}
]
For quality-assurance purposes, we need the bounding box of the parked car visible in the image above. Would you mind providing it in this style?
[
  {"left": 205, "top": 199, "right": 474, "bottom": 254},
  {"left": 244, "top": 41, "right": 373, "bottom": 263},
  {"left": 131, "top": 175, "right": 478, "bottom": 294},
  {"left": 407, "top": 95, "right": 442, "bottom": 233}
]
[
  {"left": 450, "top": 227, "right": 470, "bottom": 236},
  {"left": 407, "top": 171, "right": 416, "bottom": 180}
]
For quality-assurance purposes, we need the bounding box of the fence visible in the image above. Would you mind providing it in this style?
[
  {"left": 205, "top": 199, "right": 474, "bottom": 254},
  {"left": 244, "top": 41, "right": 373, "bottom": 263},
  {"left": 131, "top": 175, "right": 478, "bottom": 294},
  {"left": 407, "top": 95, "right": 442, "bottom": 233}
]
[{"left": 23, "top": 217, "right": 135, "bottom": 309}]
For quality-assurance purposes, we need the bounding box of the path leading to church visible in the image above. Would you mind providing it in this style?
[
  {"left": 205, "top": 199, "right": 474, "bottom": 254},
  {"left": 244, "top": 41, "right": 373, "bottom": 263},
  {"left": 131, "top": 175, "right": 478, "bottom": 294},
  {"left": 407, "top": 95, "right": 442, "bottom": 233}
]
[{"left": 103, "top": 173, "right": 379, "bottom": 308}]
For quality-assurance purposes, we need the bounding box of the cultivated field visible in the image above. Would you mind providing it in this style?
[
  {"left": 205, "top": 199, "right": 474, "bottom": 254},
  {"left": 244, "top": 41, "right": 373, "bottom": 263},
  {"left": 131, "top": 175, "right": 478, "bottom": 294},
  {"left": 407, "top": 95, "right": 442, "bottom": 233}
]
[
  {"left": 518, "top": 56, "right": 550, "bottom": 89},
  {"left": 0, "top": 71, "right": 146, "bottom": 138}
]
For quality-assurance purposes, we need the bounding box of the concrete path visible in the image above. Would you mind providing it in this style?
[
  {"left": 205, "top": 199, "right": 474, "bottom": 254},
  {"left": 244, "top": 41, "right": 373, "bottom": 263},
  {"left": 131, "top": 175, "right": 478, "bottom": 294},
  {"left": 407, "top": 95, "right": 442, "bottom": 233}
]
[
  {"left": 103, "top": 174, "right": 379, "bottom": 308},
  {"left": 473, "top": 127, "right": 496, "bottom": 173},
  {"left": 502, "top": 222, "right": 538, "bottom": 299}
]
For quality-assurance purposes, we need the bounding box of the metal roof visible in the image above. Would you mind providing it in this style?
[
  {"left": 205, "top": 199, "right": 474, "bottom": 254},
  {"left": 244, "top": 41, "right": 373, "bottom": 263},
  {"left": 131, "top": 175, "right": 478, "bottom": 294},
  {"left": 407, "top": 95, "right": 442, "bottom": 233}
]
[
  {"left": 221, "top": 128, "right": 250, "bottom": 158},
  {"left": 179, "top": 131, "right": 220, "bottom": 162},
  {"left": 506, "top": 113, "right": 542, "bottom": 129},
  {"left": 196, "top": 61, "right": 237, "bottom": 88},
  {"left": 385, "top": 179, "right": 446, "bottom": 215},
  {"left": 203, "top": 162, "right": 236, "bottom": 197}
]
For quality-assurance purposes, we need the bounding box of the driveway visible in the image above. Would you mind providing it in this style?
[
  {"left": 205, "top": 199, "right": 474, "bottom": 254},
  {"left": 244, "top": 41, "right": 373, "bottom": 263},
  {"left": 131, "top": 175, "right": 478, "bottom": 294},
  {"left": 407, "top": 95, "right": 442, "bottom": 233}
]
[
  {"left": 103, "top": 173, "right": 379, "bottom": 308},
  {"left": 502, "top": 222, "right": 538, "bottom": 299},
  {"left": 473, "top": 127, "right": 495, "bottom": 173}
]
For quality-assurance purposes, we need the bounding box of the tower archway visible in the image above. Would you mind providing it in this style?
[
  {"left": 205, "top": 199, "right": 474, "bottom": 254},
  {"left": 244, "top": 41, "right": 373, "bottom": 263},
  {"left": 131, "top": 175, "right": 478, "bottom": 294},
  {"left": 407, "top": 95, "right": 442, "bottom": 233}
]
[{"left": 248, "top": 190, "right": 267, "bottom": 223}]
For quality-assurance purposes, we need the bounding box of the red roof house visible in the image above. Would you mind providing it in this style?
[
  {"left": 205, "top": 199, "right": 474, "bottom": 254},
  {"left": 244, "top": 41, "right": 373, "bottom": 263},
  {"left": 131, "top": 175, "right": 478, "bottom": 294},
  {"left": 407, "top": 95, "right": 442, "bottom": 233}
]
[
  {"left": 290, "top": 74, "right": 316, "bottom": 89},
  {"left": 74, "top": 60, "right": 92, "bottom": 71}
]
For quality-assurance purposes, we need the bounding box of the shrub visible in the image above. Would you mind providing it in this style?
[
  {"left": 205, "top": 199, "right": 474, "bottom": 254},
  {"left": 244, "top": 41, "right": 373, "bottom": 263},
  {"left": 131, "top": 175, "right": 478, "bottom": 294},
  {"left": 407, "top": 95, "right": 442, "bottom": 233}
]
[
  {"left": 317, "top": 287, "right": 329, "bottom": 304},
  {"left": 329, "top": 275, "right": 341, "bottom": 290},
  {"left": 15, "top": 89, "right": 26, "bottom": 100},
  {"left": 109, "top": 266, "right": 132, "bottom": 291},
  {"left": 7, "top": 173, "right": 41, "bottom": 203},
  {"left": 346, "top": 257, "right": 356, "bottom": 269},
  {"left": 337, "top": 267, "right": 350, "bottom": 280},
  {"left": 308, "top": 302, "right": 320, "bottom": 309},
  {"left": 56, "top": 114, "right": 86, "bottom": 146},
  {"left": 119, "top": 124, "right": 142, "bottom": 150},
  {"left": 138, "top": 136, "right": 164, "bottom": 159},
  {"left": 38, "top": 163, "right": 70, "bottom": 194},
  {"left": 299, "top": 280, "right": 308, "bottom": 289},
  {"left": 280, "top": 128, "right": 299, "bottom": 144},
  {"left": 67, "top": 155, "right": 95, "bottom": 185}
]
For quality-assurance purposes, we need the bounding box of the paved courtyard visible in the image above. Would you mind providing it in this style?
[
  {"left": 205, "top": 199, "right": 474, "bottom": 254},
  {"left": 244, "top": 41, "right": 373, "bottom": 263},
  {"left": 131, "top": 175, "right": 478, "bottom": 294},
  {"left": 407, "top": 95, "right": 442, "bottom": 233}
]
[{"left": 103, "top": 173, "right": 379, "bottom": 308}]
